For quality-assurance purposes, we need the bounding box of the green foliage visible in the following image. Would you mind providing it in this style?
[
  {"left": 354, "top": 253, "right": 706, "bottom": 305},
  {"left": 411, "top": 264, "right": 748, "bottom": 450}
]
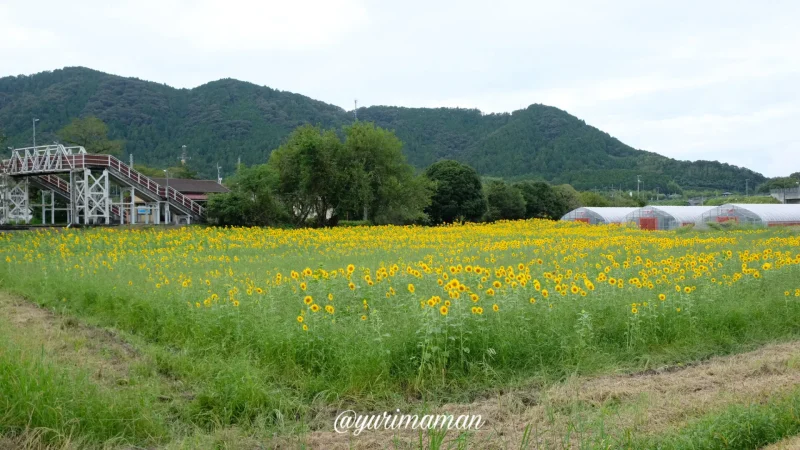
[
  {"left": 135, "top": 163, "right": 199, "bottom": 179},
  {"left": 484, "top": 180, "right": 526, "bottom": 222},
  {"left": 205, "top": 165, "right": 287, "bottom": 226},
  {"left": 268, "top": 125, "right": 353, "bottom": 226},
  {"left": 666, "top": 180, "right": 683, "bottom": 195},
  {"left": 0, "top": 68, "right": 767, "bottom": 189},
  {"left": 342, "top": 122, "right": 433, "bottom": 225},
  {"left": 580, "top": 191, "right": 611, "bottom": 207},
  {"left": 703, "top": 195, "right": 780, "bottom": 206},
  {"left": 514, "top": 180, "right": 564, "bottom": 219},
  {"left": 552, "top": 184, "right": 582, "bottom": 215},
  {"left": 424, "top": 160, "right": 487, "bottom": 224},
  {"left": 266, "top": 122, "right": 431, "bottom": 226},
  {"left": 363, "top": 104, "right": 765, "bottom": 191},
  {"left": 638, "top": 388, "right": 800, "bottom": 450},
  {"left": 57, "top": 116, "right": 124, "bottom": 155},
  {"left": 581, "top": 190, "right": 643, "bottom": 207},
  {"left": 758, "top": 177, "right": 800, "bottom": 193},
  {"left": 337, "top": 220, "right": 371, "bottom": 227}
]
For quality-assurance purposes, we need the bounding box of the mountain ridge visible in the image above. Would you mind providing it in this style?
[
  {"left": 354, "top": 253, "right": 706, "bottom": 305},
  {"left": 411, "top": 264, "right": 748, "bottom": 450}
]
[{"left": 0, "top": 66, "right": 765, "bottom": 191}]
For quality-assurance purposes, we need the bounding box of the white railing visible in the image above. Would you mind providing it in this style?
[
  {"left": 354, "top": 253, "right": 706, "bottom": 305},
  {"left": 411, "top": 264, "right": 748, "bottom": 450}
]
[
  {"left": 5, "top": 147, "right": 205, "bottom": 218},
  {"left": 9, "top": 144, "right": 87, "bottom": 174}
]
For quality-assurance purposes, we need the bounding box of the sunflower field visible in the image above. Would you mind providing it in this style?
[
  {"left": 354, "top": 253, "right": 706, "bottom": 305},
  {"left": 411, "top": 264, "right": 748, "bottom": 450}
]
[{"left": 1, "top": 221, "right": 800, "bottom": 444}]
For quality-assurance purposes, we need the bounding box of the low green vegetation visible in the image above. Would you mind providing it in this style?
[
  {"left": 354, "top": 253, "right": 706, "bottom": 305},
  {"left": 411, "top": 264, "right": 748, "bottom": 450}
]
[{"left": 0, "top": 328, "right": 166, "bottom": 447}]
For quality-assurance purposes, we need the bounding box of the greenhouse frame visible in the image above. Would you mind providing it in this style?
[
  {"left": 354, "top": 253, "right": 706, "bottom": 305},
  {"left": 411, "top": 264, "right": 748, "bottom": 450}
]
[
  {"left": 623, "top": 206, "right": 713, "bottom": 230},
  {"left": 560, "top": 207, "right": 638, "bottom": 225},
  {"left": 699, "top": 204, "right": 800, "bottom": 227}
]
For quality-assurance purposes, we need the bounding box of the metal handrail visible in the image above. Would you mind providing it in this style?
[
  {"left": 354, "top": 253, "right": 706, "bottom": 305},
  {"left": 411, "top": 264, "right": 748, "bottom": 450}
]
[{"left": 5, "top": 151, "right": 204, "bottom": 217}]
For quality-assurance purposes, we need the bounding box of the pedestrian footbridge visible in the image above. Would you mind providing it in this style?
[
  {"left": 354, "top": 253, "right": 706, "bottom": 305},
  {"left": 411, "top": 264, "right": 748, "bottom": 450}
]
[{"left": 1, "top": 145, "right": 205, "bottom": 225}]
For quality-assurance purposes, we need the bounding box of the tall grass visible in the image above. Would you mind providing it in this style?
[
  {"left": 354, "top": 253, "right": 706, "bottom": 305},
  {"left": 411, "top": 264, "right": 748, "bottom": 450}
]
[
  {"left": 0, "top": 330, "right": 166, "bottom": 447},
  {"left": 637, "top": 387, "right": 800, "bottom": 449}
]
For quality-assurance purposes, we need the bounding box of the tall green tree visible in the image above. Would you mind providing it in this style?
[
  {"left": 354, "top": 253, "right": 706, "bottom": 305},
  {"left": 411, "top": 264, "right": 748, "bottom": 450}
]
[
  {"left": 57, "top": 116, "right": 124, "bottom": 155},
  {"left": 514, "top": 180, "right": 561, "bottom": 219},
  {"left": 343, "top": 122, "right": 432, "bottom": 224},
  {"left": 424, "top": 160, "right": 487, "bottom": 224},
  {"left": 552, "top": 184, "right": 582, "bottom": 217},
  {"left": 268, "top": 125, "right": 352, "bottom": 227},
  {"left": 484, "top": 180, "right": 526, "bottom": 222},
  {"left": 666, "top": 180, "right": 683, "bottom": 195},
  {"left": 206, "top": 164, "right": 286, "bottom": 226}
]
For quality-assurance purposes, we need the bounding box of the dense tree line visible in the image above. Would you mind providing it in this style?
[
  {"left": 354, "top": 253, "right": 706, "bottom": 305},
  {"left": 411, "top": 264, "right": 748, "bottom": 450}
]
[
  {"left": 0, "top": 67, "right": 769, "bottom": 191},
  {"left": 757, "top": 174, "right": 800, "bottom": 193},
  {"left": 207, "top": 122, "right": 432, "bottom": 227},
  {"left": 7, "top": 112, "right": 736, "bottom": 228}
]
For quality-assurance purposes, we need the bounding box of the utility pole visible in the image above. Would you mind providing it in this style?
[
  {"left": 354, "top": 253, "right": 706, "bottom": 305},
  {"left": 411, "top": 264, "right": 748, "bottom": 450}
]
[
  {"left": 637, "top": 175, "right": 641, "bottom": 199},
  {"left": 354, "top": 99, "right": 358, "bottom": 121},
  {"left": 163, "top": 169, "right": 170, "bottom": 224},
  {"left": 217, "top": 164, "right": 222, "bottom": 184},
  {"left": 32, "top": 118, "right": 39, "bottom": 147},
  {"left": 178, "top": 145, "right": 190, "bottom": 165},
  {"left": 746, "top": 179, "right": 749, "bottom": 197},
  {"left": 130, "top": 154, "right": 134, "bottom": 167}
]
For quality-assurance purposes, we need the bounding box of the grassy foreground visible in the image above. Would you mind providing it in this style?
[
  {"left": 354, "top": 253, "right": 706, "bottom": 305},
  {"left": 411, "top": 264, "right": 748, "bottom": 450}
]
[{"left": 1, "top": 221, "right": 800, "bottom": 447}]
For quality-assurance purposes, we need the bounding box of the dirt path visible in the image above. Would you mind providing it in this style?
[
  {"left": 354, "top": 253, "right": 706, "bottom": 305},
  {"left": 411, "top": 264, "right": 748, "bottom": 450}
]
[
  {"left": 303, "top": 341, "right": 800, "bottom": 449},
  {"left": 0, "top": 291, "right": 149, "bottom": 386},
  {"left": 0, "top": 291, "right": 192, "bottom": 435},
  {"left": 763, "top": 435, "right": 800, "bottom": 450}
]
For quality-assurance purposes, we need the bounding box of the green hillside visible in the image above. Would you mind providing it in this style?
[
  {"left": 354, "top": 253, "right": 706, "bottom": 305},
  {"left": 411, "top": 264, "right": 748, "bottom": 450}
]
[{"left": 0, "top": 67, "right": 765, "bottom": 190}]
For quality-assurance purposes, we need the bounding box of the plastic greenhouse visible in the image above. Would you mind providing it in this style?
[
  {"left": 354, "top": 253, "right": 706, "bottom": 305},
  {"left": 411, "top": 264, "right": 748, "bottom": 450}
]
[
  {"left": 623, "top": 206, "right": 713, "bottom": 230},
  {"left": 699, "top": 204, "right": 800, "bottom": 227},
  {"left": 560, "top": 207, "right": 638, "bottom": 225}
]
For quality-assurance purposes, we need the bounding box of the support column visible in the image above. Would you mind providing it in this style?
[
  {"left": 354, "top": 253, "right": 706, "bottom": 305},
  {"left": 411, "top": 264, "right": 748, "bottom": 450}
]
[
  {"left": 73, "top": 169, "right": 111, "bottom": 225},
  {"left": 130, "top": 188, "right": 136, "bottom": 225},
  {"left": 7, "top": 178, "right": 31, "bottom": 224},
  {"left": 0, "top": 174, "right": 8, "bottom": 225},
  {"left": 40, "top": 190, "right": 55, "bottom": 225},
  {"left": 103, "top": 170, "right": 110, "bottom": 224},
  {"left": 83, "top": 168, "right": 91, "bottom": 224}
]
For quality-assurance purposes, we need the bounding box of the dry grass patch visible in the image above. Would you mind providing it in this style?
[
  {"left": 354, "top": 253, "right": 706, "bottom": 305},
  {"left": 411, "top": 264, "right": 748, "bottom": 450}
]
[
  {"left": 763, "top": 435, "right": 800, "bottom": 450},
  {"left": 302, "top": 341, "right": 800, "bottom": 449}
]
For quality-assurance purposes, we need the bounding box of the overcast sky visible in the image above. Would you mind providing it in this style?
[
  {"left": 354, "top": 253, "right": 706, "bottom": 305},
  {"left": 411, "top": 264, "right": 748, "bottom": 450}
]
[{"left": 2, "top": 0, "right": 798, "bottom": 177}]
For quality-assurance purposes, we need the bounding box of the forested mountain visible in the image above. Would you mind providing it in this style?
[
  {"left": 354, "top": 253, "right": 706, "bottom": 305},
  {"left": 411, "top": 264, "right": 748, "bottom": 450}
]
[{"left": 0, "top": 67, "right": 765, "bottom": 190}]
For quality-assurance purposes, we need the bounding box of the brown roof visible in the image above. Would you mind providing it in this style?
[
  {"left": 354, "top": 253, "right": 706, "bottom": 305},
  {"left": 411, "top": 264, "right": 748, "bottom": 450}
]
[{"left": 150, "top": 178, "right": 230, "bottom": 194}]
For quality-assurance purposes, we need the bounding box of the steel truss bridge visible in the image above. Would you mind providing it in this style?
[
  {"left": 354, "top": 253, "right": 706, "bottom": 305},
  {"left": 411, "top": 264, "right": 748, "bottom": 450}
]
[{"left": 1, "top": 145, "right": 205, "bottom": 225}]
